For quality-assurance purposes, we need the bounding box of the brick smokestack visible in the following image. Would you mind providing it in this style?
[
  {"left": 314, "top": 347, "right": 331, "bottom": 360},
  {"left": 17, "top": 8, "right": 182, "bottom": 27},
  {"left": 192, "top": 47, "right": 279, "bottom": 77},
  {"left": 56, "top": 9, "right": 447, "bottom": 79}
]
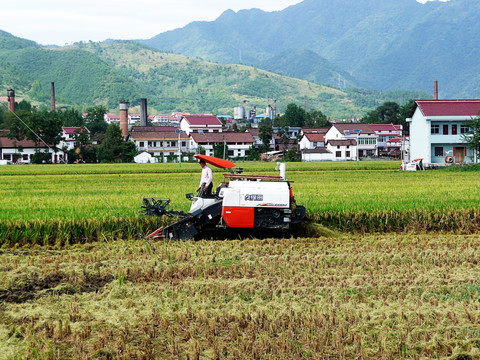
[
  {"left": 119, "top": 100, "right": 129, "bottom": 139},
  {"left": 140, "top": 98, "right": 148, "bottom": 126},
  {"left": 434, "top": 80, "right": 438, "bottom": 100},
  {"left": 51, "top": 82, "right": 56, "bottom": 112},
  {"left": 7, "top": 89, "right": 15, "bottom": 112}
]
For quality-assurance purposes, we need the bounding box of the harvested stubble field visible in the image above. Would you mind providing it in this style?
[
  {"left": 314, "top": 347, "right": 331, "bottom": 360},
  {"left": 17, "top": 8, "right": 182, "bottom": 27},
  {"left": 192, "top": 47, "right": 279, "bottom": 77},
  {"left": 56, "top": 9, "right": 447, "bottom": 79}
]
[
  {"left": 1, "top": 161, "right": 480, "bottom": 359},
  {"left": 1, "top": 235, "right": 480, "bottom": 359}
]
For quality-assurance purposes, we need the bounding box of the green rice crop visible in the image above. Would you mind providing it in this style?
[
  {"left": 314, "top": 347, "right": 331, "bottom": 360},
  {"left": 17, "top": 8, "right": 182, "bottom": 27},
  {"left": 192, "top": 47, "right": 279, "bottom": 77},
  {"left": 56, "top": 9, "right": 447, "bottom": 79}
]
[{"left": 1, "top": 161, "right": 480, "bottom": 245}]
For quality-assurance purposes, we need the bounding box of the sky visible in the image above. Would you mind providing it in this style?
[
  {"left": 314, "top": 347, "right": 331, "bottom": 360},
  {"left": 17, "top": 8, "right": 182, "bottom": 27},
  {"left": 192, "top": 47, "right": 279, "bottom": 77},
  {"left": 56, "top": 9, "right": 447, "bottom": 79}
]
[{"left": 3, "top": 0, "right": 447, "bottom": 46}]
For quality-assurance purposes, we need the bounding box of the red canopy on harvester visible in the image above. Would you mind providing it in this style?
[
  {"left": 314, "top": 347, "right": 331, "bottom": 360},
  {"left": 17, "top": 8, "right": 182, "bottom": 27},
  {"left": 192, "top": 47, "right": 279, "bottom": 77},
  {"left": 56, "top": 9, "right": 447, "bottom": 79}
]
[{"left": 194, "top": 154, "right": 235, "bottom": 170}]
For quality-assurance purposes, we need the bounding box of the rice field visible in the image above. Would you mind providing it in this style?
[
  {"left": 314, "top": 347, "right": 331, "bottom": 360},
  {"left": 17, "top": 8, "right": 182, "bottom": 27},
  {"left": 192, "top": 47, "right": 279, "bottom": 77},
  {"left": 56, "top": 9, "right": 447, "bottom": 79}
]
[
  {"left": 1, "top": 161, "right": 480, "bottom": 245},
  {"left": 1, "top": 161, "right": 480, "bottom": 359},
  {"left": 1, "top": 234, "right": 480, "bottom": 359}
]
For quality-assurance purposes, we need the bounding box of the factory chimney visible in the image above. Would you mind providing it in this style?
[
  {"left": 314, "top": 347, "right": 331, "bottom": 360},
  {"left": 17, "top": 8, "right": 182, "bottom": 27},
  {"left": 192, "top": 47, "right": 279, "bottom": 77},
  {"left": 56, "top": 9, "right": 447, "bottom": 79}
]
[
  {"left": 140, "top": 98, "right": 148, "bottom": 126},
  {"left": 51, "top": 82, "right": 56, "bottom": 112},
  {"left": 7, "top": 89, "right": 15, "bottom": 112},
  {"left": 434, "top": 80, "right": 438, "bottom": 100},
  {"left": 119, "top": 100, "right": 129, "bottom": 139}
]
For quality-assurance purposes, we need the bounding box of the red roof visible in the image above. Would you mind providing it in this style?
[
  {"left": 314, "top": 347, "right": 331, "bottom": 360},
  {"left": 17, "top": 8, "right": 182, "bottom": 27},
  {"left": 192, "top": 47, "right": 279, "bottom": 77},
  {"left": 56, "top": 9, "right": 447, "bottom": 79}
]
[
  {"left": 332, "top": 123, "right": 374, "bottom": 134},
  {"left": 63, "top": 127, "right": 90, "bottom": 135},
  {"left": 368, "top": 123, "right": 398, "bottom": 132},
  {"left": 130, "top": 126, "right": 176, "bottom": 132},
  {"left": 182, "top": 115, "right": 222, "bottom": 126},
  {"left": 328, "top": 139, "right": 357, "bottom": 146},
  {"left": 414, "top": 100, "right": 480, "bottom": 117},
  {"left": 301, "top": 127, "right": 329, "bottom": 134},
  {"left": 191, "top": 132, "right": 254, "bottom": 144},
  {"left": 0, "top": 131, "right": 46, "bottom": 148},
  {"left": 304, "top": 133, "right": 325, "bottom": 142}
]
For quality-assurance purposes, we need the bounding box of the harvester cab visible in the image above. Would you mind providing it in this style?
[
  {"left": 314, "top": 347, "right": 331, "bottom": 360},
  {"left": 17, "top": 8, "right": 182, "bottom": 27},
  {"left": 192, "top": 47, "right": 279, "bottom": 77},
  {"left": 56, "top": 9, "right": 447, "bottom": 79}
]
[{"left": 141, "top": 155, "right": 306, "bottom": 240}]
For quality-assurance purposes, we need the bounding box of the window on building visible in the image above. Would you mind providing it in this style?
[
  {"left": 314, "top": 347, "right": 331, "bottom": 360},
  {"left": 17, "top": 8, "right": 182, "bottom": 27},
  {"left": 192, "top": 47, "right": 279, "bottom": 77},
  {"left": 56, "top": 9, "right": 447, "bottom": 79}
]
[
  {"left": 3, "top": 154, "right": 11, "bottom": 160},
  {"left": 431, "top": 124, "right": 440, "bottom": 134},
  {"left": 337, "top": 145, "right": 340, "bottom": 149},
  {"left": 148, "top": 141, "right": 152, "bottom": 147},
  {"left": 452, "top": 125, "right": 457, "bottom": 135},
  {"left": 443, "top": 124, "right": 449, "bottom": 135},
  {"left": 346, "top": 151, "right": 350, "bottom": 157},
  {"left": 228, "top": 150, "right": 234, "bottom": 156},
  {"left": 182, "top": 141, "right": 186, "bottom": 147},
  {"left": 23, "top": 154, "right": 28, "bottom": 161},
  {"left": 139, "top": 141, "right": 144, "bottom": 147},
  {"left": 434, "top": 147, "right": 443, "bottom": 157},
  {"left": 336, "top": 151, "right": 341, "bottom": 158},
  {"left": 461, "top": 124, "right": 470, "bottom": 134}
]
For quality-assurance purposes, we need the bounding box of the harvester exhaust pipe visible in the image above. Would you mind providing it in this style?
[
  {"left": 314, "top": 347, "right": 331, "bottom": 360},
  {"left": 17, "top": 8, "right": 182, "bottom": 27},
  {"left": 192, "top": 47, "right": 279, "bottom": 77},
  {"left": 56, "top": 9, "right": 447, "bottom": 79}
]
[{"left": 276, "top": 162, "right": 286, "bottom": 180}]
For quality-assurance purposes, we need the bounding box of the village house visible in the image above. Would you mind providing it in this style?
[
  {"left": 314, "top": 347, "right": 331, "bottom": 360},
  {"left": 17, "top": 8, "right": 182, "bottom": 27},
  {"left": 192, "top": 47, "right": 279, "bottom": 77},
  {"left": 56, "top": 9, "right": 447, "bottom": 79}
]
[
  {"left": 128, "top": 126, "right": 190, "bottom": 161},
  {"left": 326, "top": 139, "right": 357, "bottom": 161},
  {"left": 407, "top": 99, "right": 480, "bottom": 165},
  {"left": 180, "top": 115, "right": 223, "bottom": 135},
  {"left": 189, "top": 132, "right": 255, "bottom": 158},
  {"left": 301, "top": 148, "right": 332, "bottom": 162},
  {"left": 104, "top": 113, "right": 120, "bottom": 124},
  {"left": 325, "top": 123, "right": 378, "bottom": 158},
  {"left": 0, "top": 129, "right": 63, "bottom": 164},
  {"left": 368, "top": 123, "right": 403, "bottom": 155},
  {"left": 299, "top": 132, "right": 326, "bottom": 150},
  {"left": 60, "top": 127, "right": 90, "bottom": 151}
]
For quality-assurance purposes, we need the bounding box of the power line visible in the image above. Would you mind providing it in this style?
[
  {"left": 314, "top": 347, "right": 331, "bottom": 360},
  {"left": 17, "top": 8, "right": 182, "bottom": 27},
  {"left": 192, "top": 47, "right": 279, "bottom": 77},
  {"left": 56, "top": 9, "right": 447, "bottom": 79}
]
[{"left": 0, "top": 102, "right": 156, "bottom": 252}]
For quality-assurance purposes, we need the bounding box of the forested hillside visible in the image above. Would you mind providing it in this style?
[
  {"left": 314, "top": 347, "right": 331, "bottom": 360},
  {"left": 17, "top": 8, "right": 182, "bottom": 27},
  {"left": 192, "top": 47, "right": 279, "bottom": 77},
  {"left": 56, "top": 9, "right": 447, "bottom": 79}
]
[
  {"left": 0, "top": 31, "right": 430, "bottom": 118},
  {"left": 141, "top": 0, "right": 479, "bottom": 98}
]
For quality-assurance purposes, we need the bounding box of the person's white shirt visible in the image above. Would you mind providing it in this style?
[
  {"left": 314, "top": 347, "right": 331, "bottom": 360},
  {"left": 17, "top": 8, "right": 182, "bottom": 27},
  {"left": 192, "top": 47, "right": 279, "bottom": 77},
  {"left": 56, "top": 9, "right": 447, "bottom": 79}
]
[{"left": 199, "top": 165, "right": 213, "bottom": 188}]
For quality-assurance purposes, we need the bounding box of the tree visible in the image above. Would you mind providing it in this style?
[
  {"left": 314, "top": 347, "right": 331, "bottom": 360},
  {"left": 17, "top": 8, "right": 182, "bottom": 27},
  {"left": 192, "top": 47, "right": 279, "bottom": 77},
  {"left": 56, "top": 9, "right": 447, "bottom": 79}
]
[
  {"left": 362, "top": 102, "right": 400, "bottom": 124},
  {"left": 59, "top": 108, "right": 84, "bottom": 127},
  {"left": 96, "top": 124, "right": 133, "bottom": 162},
  {"left": 305, "top": 109, "right": 331, "bottom": 128},
  {"left": 213, "top": 142, "right": 227, "bottom": 159},
  {"left": 258, "top": 119, "right": 273, "bottom": 152},
  {"left": 461, "top": 114, "right": 480, "bottom": 163},
  {"left": 6, "top": 109, "right": 63, "bottom": 150},
  {"left": 398, "top": 99, "right": 415, "bottom": 135},
  {"left": 84, "top": 105, "right": 108, "bottom": 136},
  {"left": 284, "top": 103, "right": 306, "bottom": 127}
]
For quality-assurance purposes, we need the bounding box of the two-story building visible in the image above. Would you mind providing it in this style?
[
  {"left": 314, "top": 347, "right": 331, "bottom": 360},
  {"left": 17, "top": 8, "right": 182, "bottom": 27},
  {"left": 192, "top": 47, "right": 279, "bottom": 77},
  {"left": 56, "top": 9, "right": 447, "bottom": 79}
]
[
  {"left": 60, "top": 127, "right": 90, "bottom": 151},
  {"left": 369, "top": 124, "right": 403, "bottom": 155},
  {"left": 325, "top": 123, "right": 378, "bottom": 158},
  {"left": 407, "top": 100, "right": 480, "bottom": 164},
  {"left": 128, "top": 126, "right": 190, "bottom": 161},
  {"left": 190, "top": 132, "right": 255, "bottom": 158}
]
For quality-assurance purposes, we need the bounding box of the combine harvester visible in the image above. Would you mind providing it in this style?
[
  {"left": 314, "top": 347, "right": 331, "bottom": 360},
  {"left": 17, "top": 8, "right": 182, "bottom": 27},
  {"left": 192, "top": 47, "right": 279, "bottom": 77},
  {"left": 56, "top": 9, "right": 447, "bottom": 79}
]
[{"left": 141, "top": 155, "right": 306, "bottom": 240}]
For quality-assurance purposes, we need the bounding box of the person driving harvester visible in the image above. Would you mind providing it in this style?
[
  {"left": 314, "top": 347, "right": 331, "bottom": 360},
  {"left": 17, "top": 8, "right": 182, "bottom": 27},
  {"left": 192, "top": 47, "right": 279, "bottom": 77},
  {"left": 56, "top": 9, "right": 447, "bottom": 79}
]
[{"left": 197, "top": 159, "right": 213, "bottom": 196}]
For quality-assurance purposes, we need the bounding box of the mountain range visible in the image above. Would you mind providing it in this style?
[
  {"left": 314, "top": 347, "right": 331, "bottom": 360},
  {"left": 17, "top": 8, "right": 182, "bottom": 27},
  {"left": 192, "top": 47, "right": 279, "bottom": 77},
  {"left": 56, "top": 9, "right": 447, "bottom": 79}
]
[
  {"left": 0, "top": 30, "right": 429, "bottom": 119},
  {"left": 141, "top": 0, "right": 480, "bottom": 99}
]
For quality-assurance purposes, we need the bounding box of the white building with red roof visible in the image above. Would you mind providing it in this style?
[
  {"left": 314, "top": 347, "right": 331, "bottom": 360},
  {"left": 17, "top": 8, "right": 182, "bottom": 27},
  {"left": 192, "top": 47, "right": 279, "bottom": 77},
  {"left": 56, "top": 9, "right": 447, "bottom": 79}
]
[
  {"left": 128, "top": 128, "right": 190, "bottom": 161},
  {"left": 325, "top": 123, "right": 378, "bottom": 158},
  {"left": 299, "top": 133, "right": 326, "bottom": 150},
  {"left": 407, "top": 100, "right": 480, "bottom": 164},
  {"left": 104, "top": 113, "right": 120, "bottom": 124},
  {"left": 180, "top": 115, "right": 223, "bottom": 135},
  {"left": 0, "top": 130, "right": 64, "bottom": 164},
  {"left": 60, "top": 127, "right": 90, "bottom": 150},
  {"left": 190, "top": 132, "right": 255, "bottom": 158}
]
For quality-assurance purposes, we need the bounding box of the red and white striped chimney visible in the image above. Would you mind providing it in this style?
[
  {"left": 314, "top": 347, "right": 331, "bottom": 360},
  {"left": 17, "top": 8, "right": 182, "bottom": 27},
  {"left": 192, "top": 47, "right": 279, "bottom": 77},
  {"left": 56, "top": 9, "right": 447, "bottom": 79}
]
[
  {"left": 7, "top": 89, "right": 15, "bottom": 112},
  {"left": 119, "top": 100, "right": 129, "bottom": 139},
  {"left": 434, "top": 80, "right": 438, "bottom": 100}
]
